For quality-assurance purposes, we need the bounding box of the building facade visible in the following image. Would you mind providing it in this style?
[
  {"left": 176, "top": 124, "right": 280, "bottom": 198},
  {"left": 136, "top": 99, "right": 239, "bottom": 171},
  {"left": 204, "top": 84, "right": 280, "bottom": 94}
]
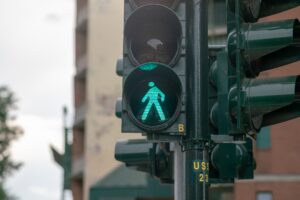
[
  {"left": 73, "top": 0, "right": 126, "bottom": 199},
  {"left": 73, "top": 1, "right": 172, "bottom": 200}
]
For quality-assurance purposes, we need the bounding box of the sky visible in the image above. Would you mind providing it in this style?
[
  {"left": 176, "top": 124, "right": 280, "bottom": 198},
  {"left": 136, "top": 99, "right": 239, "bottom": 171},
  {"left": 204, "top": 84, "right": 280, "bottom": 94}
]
[{"left": 0, "top": 0, "right": 75, "bottom": 199}]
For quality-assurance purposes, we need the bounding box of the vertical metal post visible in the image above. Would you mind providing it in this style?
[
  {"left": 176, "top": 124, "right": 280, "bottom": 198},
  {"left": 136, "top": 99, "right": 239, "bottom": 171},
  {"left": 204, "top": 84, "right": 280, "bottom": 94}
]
[
  {"left": 185, "top": 0, "right": 210, "bottom": 200},
  {"left": 235, "top": 0, "right": 243, "bottom": 129},
  {"left": 174, "top": 142, "right": 185, "bottom": 200},
  {"left": 62, "top": 107, "right": 68, "bottom": 200}
]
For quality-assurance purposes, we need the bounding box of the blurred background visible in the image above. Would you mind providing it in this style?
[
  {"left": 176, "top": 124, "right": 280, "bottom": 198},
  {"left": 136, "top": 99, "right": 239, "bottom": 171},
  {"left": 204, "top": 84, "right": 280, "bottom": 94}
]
[
  {"left": 0, "top": 0, "right": 299, "bottom": 200},
  {"left": 0, "top": 0, "right": 74, "bottom": 199}
]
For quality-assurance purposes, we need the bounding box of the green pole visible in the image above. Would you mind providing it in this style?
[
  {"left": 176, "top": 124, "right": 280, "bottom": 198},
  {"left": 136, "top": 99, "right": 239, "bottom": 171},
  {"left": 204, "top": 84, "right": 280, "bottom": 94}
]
[
  {"left": 62, "top": 106, "right": 68, "bottom": 200},
  {"left": 185, "top": 0, "right": 210, "bottom": 199},
  {"left": 61, "top": 106, "right": 68, "bottom": 200},
  {"left": 235, "top": 0, "right": 243, "bottom": 130}
]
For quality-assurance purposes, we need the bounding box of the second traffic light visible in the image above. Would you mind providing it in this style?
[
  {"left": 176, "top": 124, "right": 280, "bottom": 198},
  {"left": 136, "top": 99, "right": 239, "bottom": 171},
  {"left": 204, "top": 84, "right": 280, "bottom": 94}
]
[
  {"left": 209, "top": 1, "right": 300, "bottom": 137},
  {"left": 117, "top": 1, "right": 186, "bottom": 140},
  {"left": 115, "top": 139, "right": 173, "bottom": 183},
  {"left": 208, "top": 0, "right": 300, "bottom": 183}
]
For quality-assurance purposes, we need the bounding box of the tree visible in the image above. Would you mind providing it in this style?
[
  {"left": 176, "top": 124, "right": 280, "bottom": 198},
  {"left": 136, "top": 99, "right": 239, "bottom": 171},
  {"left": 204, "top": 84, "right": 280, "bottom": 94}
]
[{"left": 0, "top": 86, "right": 23, "bottom": 199}]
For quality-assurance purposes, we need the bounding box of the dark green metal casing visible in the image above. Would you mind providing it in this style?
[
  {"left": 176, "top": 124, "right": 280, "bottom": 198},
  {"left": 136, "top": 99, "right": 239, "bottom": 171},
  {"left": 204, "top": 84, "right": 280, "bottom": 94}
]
[
  {"left": 228, "top": 0, "right": 300, "bottom": 23},
  {"left": 226, "top": 1, "right": 300, "bottom": 134},
  {"left": 210, "top": 0, "right": 300, "bottom": 136},
  {"left": 50, "top": 107, "right": 72, "bottom": 190},
  {"left": 115, "top": 139, "right": 173, "bottom": 184},
  {"left": 210, "top": 139, "right": 254, "bottom": 180},
  {"left": 117, "top": 0, "right": 187, "bottom": 141},
  {"left": 228, "top": 19, "right": 300, "bottom": 77},
  {"left": 209, "top": 0, "right": 300, "bottom": 182}
]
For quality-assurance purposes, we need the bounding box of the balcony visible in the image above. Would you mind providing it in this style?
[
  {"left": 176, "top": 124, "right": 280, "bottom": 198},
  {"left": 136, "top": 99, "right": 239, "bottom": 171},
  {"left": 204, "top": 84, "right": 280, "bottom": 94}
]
[
  {"left": 74, "top": 102, "right": 87, "bottom": 128},
  {"left": 76, "top": 5, "right": 88, "bottom": 32},
  {"left": 208, "top": 27, "right": 226, "bottom": 37},
  {"left": 208, "top": 26, "right": 227, "bottom": 46},
  {"left": 72, "top": 156, "right": 84, "bottom": 179},
  {"left": 76, "top": 54, "right": 87, "bottom": 79}
]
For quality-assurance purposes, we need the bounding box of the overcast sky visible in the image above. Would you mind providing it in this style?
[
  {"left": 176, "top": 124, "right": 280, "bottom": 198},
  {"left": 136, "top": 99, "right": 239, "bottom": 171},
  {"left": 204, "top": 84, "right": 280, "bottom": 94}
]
[{"left": 0, "top": 0, "right": 75, "bottom": 199}]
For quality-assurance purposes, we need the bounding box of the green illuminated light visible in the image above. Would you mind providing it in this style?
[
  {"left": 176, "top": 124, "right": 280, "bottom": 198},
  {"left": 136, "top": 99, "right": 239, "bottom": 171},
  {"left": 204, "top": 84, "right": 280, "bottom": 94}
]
[
  {"left": 141, "top": 81, "right": 166, "bottom": 121},
  {"left": 139, "top": 63, "right": 158, "bottom": 71}
]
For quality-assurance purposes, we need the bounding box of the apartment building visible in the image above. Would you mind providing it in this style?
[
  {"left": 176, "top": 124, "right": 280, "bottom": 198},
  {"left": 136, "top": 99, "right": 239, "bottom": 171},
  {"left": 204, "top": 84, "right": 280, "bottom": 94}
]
[
  {"left": 73, "top": 0, "right": 128, "bottom": 199},
  {"left": 72, "top": 0, "right": 87, "bottom": 198}
]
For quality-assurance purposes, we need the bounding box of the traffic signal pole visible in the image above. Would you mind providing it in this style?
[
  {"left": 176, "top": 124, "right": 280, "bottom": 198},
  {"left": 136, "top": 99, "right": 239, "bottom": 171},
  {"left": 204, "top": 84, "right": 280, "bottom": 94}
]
[
  {"left": 184, "top": 0, "right": 209, "bottom": 200},
  {"left": 174, "top": 142, "right": 184, "bottom": 200}
]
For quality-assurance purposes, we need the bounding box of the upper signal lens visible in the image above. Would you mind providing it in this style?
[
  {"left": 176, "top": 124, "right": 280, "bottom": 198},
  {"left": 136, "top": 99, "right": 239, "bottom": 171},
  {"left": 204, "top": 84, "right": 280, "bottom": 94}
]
[
  {"left": 125, "top": 5, "right": 182, "bottom": 66},
  {"left": 129, "top": 0, "right": 180, "bottom": 9}
]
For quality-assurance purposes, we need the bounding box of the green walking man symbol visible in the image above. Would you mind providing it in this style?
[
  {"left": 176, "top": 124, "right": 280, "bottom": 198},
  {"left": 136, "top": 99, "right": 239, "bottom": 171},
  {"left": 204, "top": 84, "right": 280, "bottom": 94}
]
[{"left": 141, "top": 81, "right": 166, "bottom": 121}]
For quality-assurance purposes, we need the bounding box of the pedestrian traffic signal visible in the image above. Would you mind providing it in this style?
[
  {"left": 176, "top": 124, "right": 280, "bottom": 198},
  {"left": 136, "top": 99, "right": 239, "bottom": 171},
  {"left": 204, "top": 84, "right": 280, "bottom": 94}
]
[
  {"left": 116, "top": 1, "right": 187, "bottom": 139},
  {"left": 123, "top": 63, "right": 182, "bottom": 131}
]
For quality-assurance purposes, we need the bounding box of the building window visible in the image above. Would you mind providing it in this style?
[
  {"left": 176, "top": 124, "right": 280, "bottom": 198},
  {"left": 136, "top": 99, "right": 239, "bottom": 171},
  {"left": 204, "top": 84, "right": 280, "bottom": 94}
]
[
  {"left": 210, "top": 185, "right": 233, "bottom": 200},
  {"left": 256, "top": 127, "right": 271, "bottom": 149},
  {"left": 257, "top": 192, "right": 273, "bottom": 200}
]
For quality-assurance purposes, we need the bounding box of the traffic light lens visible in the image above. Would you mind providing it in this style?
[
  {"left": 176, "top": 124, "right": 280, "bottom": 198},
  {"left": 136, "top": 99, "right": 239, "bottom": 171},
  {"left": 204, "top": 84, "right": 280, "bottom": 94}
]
[
  {"left": 131, "top": 31, "right": 178, "bottom": 65},
  {"left": 124, "top": 63, "right": 182, "bottom": 131},
  {"left": 125, "top": 5, "right": 182, "bottom": 66}
]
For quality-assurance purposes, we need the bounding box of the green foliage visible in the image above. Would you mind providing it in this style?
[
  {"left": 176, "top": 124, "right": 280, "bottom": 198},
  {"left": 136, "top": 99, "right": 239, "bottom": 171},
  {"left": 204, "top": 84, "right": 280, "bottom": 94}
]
[
  {"left": 0, "top": 183, "right": 18, "bottom": 200},
  {"left": 0, "top": 184, "right": 6, "bottom": 199},
  {"left": 0, "top": 86, "right": 23, "bottom": 181}
]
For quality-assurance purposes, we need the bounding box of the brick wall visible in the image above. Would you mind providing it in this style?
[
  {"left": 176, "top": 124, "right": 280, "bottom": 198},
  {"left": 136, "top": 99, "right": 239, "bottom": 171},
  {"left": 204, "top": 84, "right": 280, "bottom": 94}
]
[
  {"left": 74, "top": 78, "right": 86, "bottom": 108},
  {"left": 235, "top": 181, "right": 300, "bottom": 200},
  {"left": 72, "top": 127, "right": 85, "bottom": 160},
  {"left": 72, "top": 179, "right": 84, "bottom": 200}
]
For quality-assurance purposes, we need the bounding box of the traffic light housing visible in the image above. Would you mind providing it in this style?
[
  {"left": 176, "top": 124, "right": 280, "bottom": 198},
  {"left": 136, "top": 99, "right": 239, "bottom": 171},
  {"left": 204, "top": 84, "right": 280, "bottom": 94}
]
[
  {"left": 228, "top": 0, "right": 300, "bottom": 23},
  {"left": 209, "top": 0, "right": 300, "bottom": 181},
  {"left": 210, "top": 0, "right": 300, "bottom": 137},
  {"left": 115, "top": 139, "right": 173, "bottom": 183},
  {"left": 209, "top": 138, "right": 255, "bottom": 182},
  {"left": 116, "top": 0, "right": 187, "bottom": 141},
  {"left": 208, "top": 47, "right": 255, "bottom": 182}
]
